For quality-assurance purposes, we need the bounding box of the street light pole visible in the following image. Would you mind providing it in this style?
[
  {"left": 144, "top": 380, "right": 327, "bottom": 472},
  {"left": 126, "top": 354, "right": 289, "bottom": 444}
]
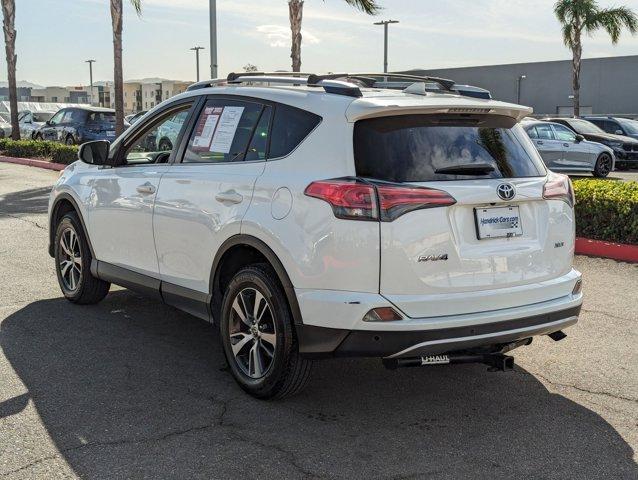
[
  {"left": 517, "top": 75, "right": 526, "bottom": 104},
  {"left": 85, "top": 59, "right": 96, "bottom": 105},
  {"left": 190, "top": 46, "right": 205, "bottom": 82},
  {"left": 374, "top": 20, "right": 399, "bottom": 73},
  {"left": 209, "top": 0, "right": 218, "bottom": 78}
]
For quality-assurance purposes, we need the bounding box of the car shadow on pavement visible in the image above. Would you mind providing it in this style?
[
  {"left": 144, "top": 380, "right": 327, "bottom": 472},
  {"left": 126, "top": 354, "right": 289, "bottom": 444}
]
[
  {"left": 1, "top": 291, "right": 636, "bottom": 479},
  {"left": 0, "top": 186, "right": 51, "bottom": 217}
]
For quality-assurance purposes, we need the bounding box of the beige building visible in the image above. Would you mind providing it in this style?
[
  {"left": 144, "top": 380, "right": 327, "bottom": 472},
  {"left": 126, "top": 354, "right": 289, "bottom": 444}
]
[
  {"left": 160, "top": 81, "right": 191, "bottom": 101},
  {"left": 109, "top": 82, "right": 142, "bottom": 113},
  {"left": 107, "top": 80, "right": 192, "bottom": 114},
  {"left": 141, "top": 83, "right": 162, "bottom": 111},
  {"left": 30, "top": 86, "right": 73, "bottom": 103}
]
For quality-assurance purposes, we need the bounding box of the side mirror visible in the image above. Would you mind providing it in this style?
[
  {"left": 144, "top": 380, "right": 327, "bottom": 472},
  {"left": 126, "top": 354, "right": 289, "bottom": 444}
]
[
  {"left": 45, "top": 120, "right": 52, "bottom": 126},
  {"left": 78, "top": 140, "right": 110, "bottom": 165},
  {"left": 575, "top": 134, "right": 585, "bottom": 143},
  {"left": 615, "top": 129, "right": 624, "bottom": 135}
]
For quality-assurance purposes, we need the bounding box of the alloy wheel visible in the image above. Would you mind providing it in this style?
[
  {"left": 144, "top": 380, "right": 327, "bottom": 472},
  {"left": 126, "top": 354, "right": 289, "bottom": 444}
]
[
  {"left": 228, "top": 287, "right": 277, "bottom": 379},
  {"left": 599, "top": 155, "right": 612, "bottom": 176},
  {"left": 58, "top": 227, "right": 82, "bottom": 291}
]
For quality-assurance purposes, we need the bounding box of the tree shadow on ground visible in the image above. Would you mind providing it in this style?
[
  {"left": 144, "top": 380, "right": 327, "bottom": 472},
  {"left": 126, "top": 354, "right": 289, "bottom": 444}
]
[
  {"left": 1, "top": 291, "right": 636, "bottom": 479},
  {"left": 0, "top": 186, "right": 51, "bottom": 217}
]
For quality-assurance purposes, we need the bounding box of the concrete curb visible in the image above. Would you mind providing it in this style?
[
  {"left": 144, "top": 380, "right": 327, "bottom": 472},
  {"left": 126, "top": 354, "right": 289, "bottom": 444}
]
[
  {"left": 0, "top": 155, "right": 66, "bottom": 172},
  {"left": 575, "top": 237, "right": 638, "bottom": 263}
]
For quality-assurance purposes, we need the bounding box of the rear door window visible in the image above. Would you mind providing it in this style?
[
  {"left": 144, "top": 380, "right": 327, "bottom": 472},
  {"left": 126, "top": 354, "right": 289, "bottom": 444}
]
[
  {"left": 183, "top": 98, "right": 265, "bottom": 163},
  {"left": 354, "top": 114, "right": 545, "bottom": 182},
  {"left": 552, "top": 124, "right": 576, "bottom": 142},
  {"left": 535, "top": 124, "right": 555, "bottom": 140},
  {"left": 269, "top": 104, "right": 321, "bottom": 158}
]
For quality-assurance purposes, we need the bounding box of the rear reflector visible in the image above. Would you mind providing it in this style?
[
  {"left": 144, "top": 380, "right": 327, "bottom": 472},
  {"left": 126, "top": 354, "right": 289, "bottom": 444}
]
[
  {"left": 305, "top": 178, "right": 456, "bottom": 222},
  {"left": 362, "top": 307, "right": 403, "bottom": 322},
  {"left": 543, "top": 172, "right": 574, "bottom": 208}
]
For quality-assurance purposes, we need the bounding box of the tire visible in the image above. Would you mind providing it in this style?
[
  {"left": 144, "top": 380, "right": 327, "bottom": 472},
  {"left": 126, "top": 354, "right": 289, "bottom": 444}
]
[
  {"left": 158, "top": 138, "right": 172, "bottom": 151},
  {"left": 593, "top": 153, "right": 612, "bottom": 178},
  {"left": 54, "top": 212, "right": 110, "bottom": 304},
  {"left": 219, "top": 263, "right": 312, "bottom": 399},
  {"left": 65, "top": 135, "right": 75, "bottom": 146},
  {"left": 34, "top": 133, "right": 43, "bottom": 141}
]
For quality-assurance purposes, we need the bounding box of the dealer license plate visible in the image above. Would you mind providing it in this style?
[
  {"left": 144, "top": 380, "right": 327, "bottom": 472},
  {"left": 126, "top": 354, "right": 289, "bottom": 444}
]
[{"left": 475, "top": 206, "right": 523, "bottom": 239}]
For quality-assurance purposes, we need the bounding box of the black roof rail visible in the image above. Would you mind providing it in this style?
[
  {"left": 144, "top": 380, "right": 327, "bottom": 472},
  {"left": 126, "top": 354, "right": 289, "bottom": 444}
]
[
  {"left": 186, "top": 79, "right": 226, "bottom": 91},
  {"left": 307, "top": 72, "right": 456, "bottom": 91},
  {"left": 227, "top": 71, "right": 313, "bottom": 81}
]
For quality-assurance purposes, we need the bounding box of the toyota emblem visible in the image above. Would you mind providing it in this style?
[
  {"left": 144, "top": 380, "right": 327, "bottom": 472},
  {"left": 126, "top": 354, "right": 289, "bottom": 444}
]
[{"left": 496, "top": 183, "right": 515, "bottom": 200}]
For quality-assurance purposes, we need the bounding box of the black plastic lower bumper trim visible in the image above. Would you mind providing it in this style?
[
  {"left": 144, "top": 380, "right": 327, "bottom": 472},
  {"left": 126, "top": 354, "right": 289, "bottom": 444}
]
[{"left": 296, "top": 305, "right": 581, "bottom": 358}]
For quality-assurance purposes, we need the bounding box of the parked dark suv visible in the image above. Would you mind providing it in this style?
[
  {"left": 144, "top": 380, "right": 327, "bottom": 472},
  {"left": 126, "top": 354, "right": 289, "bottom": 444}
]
[
  {"left": 547, "top": 117, "right": 638, "bottom": 170},
  {"left": 34, "top": 107, "right": 127, "bottom": 145},
  {"left": 582, "top": 116, "right": 638, "bottom": 140}
]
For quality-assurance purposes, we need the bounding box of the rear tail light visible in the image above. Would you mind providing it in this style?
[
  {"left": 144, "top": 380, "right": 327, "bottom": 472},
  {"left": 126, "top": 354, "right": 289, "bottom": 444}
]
[
  {"left": 304, "top": 178, "right": 456, "bottom": 222},
  {"left": 304, "top": 179, "right": 377, "bottom": 221},
  {"left": 543, "top": 172, "right": 574, "bottom": 208}
]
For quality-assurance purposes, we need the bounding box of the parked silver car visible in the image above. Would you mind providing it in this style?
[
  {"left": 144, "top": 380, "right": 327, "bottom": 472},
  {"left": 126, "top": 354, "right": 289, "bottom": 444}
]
[{"left": 523, "top": 120, "right": 614, "bottom": 177}]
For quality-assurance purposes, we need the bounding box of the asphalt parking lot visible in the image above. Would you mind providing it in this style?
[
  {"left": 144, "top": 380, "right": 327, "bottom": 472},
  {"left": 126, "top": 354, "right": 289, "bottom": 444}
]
[{"left": 0, "top": 163, "right": 636, "bottom": 479}]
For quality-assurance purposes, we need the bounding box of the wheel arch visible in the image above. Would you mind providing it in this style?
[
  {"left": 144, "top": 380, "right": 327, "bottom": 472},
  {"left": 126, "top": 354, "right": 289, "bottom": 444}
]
[
  {"left": 210, "top": 235, "right": 303, "bottom": 327},
  {"left": 49, "top": 193, "right": 94, "bottom": 258}
]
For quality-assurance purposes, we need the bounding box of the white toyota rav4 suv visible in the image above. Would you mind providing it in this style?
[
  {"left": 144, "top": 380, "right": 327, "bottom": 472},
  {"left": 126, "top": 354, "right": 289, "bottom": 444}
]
[{"left": 48, "top": 72, "right": 583, "bottom": 398}]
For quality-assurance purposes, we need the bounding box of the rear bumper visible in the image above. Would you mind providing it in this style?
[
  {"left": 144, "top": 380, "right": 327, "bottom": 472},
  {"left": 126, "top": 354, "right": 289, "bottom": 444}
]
[{"left": 298, "top": 304, "right": 580, "bottom": 358}]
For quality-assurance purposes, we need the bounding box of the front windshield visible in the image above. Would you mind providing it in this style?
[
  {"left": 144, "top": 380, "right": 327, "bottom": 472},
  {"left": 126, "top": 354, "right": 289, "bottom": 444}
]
[
  {"left": 618, "top": 118, "right": 638, "bottom": 135},
  {"left": 33, "top": 112, "right": 54, "bottom": 122},
  {"left": 566, "top": 119, "right": 605, "bottom": 135}
]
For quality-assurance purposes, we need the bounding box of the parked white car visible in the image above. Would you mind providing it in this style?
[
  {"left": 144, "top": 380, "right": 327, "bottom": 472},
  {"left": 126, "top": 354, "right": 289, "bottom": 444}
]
[
  {"left": 48, "top": 72, "right": 583, "bottom": 398},
  {"left": 0, "top": 112, "right": 12, "bottom": 138},
  {"left": 18, "top": 110, "right": 56, "bottom": 139}
]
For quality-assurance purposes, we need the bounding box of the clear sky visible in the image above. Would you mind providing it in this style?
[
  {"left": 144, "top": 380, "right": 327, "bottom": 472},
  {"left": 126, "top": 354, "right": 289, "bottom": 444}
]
[{"left": 4, "top": 0, "right": 638, "bottom": 87}]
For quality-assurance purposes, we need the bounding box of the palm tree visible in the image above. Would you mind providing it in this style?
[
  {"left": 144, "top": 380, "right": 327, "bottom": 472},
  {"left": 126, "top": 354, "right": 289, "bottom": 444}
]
[
  {"left": 111, "top": 0, "right": 142, "bottom": 135},
  {"left": 555, "top": 0, "right": 637, "bottom": 116},
  {"left": 2, "top": 0, "right": 19, "bottom": 140},
  {"left": 288, "top": 0, "right": 380, "bottom": 72}
]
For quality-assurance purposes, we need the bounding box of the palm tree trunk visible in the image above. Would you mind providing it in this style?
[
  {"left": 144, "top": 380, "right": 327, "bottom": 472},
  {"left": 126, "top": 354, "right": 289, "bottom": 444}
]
[
  {"left": 571, "top": 36, "right": 582, "bottom": 117},
  {"left": 2, "top": 0, "right": 19, "bottom": 140},
  {"left": 110, "top": 0, "right": 125, "bottom": 135},
  {"left": 289, "top": 0, "right": 303, "bottom": 72}
]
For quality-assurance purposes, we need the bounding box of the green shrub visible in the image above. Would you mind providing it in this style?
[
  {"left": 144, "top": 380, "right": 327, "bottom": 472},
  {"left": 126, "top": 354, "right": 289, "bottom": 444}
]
[
  {"left": 573, "top": 179, "right": 638, "bottom": 244},
  {"left": 0, "top": 138, "right": 78, "bottom": 165}
]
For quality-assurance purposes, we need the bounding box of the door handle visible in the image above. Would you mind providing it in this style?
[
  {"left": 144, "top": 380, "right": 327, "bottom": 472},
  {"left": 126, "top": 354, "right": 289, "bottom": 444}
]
[
  {"left": 536, "top": 140, "right": 544, "bottom": 145},
  {"left": 563, "top": 143, "right": 570, "bottom": 147},
  {"left": 136, "top": 183, "right": 156, "bottom": 194},
  {"left": 215, "top": 190, "right": 243, "bottom": 204}
]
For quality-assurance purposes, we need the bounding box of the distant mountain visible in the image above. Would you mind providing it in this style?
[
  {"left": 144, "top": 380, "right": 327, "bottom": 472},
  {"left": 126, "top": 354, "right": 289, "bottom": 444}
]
[
  {"left": 0, "top": 80, "right": 44, "bottom": 89},
  {"left": 126, "top": 77, "right": 190, "bottom": 84}
]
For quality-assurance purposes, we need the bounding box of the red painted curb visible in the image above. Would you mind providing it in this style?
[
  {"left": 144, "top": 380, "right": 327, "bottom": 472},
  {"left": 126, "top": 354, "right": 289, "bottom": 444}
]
[
  {"left": 576, "top": 237, "right": 638, "bottom": 263},
  {"left": 0, "top": 155, "right": 66, "bottom": 171}
]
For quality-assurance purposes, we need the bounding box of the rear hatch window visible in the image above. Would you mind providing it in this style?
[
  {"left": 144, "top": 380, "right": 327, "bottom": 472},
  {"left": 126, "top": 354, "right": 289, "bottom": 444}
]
[{"left": 354, "top": 114, "right": 545, "bottom": 182}]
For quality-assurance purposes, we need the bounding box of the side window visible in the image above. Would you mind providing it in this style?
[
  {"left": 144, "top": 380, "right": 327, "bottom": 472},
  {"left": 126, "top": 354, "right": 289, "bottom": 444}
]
[
  {"left": 183, "top": 99, "right": 264, "bottom": 163},
  {"left": 49, "top": 110, "right": 65, "bottom": 126},
  {"left": 526, "top": 126, "right": 538, "bottom": 139},
  {"left": 269, "top": 104, "right": 321, "bottom": 158},
  {"left": 552, "top": 124, "right": 576, "bottom": 142},
  {"left": 246, "top": 106, "right": 272, "bottom": 161},
  {"left": 123, "top": 104, "right": 191, "bottom": 165},
  {"left": 535, "top": 123, "right": 555, "bottom": 140}
]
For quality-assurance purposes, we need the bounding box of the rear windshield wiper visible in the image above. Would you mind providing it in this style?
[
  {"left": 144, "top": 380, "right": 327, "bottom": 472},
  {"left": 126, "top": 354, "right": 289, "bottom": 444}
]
[{"left": 434, "top": 163, "right": 495, "bottom": 175}]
